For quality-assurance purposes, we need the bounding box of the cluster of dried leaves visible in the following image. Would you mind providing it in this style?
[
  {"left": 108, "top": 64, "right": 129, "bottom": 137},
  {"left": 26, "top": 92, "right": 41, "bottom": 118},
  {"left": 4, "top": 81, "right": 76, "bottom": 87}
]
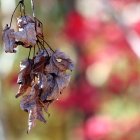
[
  {"left": 3, "top": 16, "right": 38, "bottom": 53},
  {"left": 17, "top": 49, "right": 74, "bottom": 132},
  {"left": 2, "top": 15, "right": 74, "bottom": 132}
]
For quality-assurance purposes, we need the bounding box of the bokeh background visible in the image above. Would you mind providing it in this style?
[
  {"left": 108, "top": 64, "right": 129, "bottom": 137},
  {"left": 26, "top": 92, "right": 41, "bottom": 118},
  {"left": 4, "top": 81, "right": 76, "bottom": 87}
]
[{"left": 1, "top": 0, "right": 140, "bottom": 140}]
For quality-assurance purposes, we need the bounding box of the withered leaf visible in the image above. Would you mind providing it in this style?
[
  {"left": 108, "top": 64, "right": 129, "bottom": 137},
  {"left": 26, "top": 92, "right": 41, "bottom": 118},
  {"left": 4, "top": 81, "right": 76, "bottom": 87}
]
[
  {"left": 34, "top": 50, "right": 48, "bottom": 64},
  {"left": 20, "top": 94, "right": 36, "bottom": 111},
  {"left": 27, "top": 101, "right": 46, "bottom": 133},
  {"left": 20, "top": 84, "right": 46, "bottom": 133},
  {"left": 16, "top": 84, "right": 29, "bottom": 98},
  {"left": 20, "top": 84, "right": 39, "bottom": 111},
  {"left": 16, "top": 59, "right": 33, "bottom": 98},
  {"left": 52, "top": 50, "right": 74, "bottom": 71},
  {"left": 32, "top": 51, "right": 47, "bottom": 73},
  {"left": 2, "top": 25, "right": 17, "bottom": 53},
  {"left": 45, "top": 50, "right": 74, "bottom": 75},
  {"left": 45, "top": 61, "right": 59, "bottom": 75},
  {"left": 17, "top": 16, "right": 34, "bottom": 29},
  {"left": 38, "top": 73, "right": 55, "bottom": 101},
  {"left": 14, "top": 23, "right": 37, "bottom": 47},
  {"left": 46, "top": 72, "right": 71, "bottom": 101},
  {"left": 17, "top": 58, "right": 33, "bottom": 85}
]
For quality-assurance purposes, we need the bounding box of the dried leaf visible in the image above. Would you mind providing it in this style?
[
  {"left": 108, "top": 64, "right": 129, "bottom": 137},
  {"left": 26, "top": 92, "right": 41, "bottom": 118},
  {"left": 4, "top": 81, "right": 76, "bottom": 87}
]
[
  {"left": 45, "top": 50, "right": 74, "bottom": 75},
  {"left": 34, "top": 50, "right": 48, "bottom": 63},
  {"left": 52, "top": 50, "right": 74, "bottom": 71},
  {"left": 56, "top": 72, "right": 71, "bottom": 92},
  {"left": 32, "top": 51, "right": 47, "bottom": 73},
  {"left": 46, "top": 72, "right": 71, "bottom": 101},
  {"left": 27, "top": 101, "right": 46, "bottom": 133},
  {"left": 2, "top": 25, "right": 17, "bottom": 53},
  {"left": 17, "top": 16, "right": 34, "bottom": 29},
  {"left": 14, "top": 23, "right": 37, "bottom": 47},
  {"left": 16, "top": 59, "right": 33, "bottom": 97},
  {"left": 20, "top": 84, "right": 39, "bottom": 111},
  {"left": 21, "top": 85, "right": 46, "bottom": 133},
  {"left": 43, "top": 50, "right": 73, "bottom": 100},
  {"left": 17, "top": 58, "right": 33, "bottom": 85},
  {"left": 38, "top": 73, "right": 55, "bottom": 101},
  {"left": 20, "top": 94, "right": 36, "bottom": 111},
  {"left": 45, "top": 61, "right": 59, "bottom": 75},
  {"left": 16, "top": 84, "right": 29, "bottom": 98}
]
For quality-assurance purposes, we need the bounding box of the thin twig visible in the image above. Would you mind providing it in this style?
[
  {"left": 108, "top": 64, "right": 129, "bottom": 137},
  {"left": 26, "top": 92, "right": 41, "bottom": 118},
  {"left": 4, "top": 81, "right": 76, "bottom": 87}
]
[
  {"left": 37, "top": 35, "right": 55, "bottom": 52},
  {"left": 28, "top": 47, "right": 32, "bottom": 59},
  {"left": 10, "top": 1, "right": 21, "bottom": 27},
  {"left": 37, "top": 39, "right": 52, "bottom": 56},
  {"left": 10, "top": 0, "right": 26, "bottom": 27}
]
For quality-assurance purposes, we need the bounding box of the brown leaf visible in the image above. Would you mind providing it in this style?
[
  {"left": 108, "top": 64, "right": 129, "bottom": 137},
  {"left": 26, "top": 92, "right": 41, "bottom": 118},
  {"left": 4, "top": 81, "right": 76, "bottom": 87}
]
[
  {"left": 16, "top": 59, "right": 33, "bottom": 97},
  {"left": 16, "top": 84, "right": 29, "bottom": 98},
  {"left": 2, "top": 25, "right": 17, "bottom": 53},
  {"left": 32, "top": 51, "right": 47, "bottom": 73},
  {"left": 17, "top": 16, "right": 34, "bottom": 29},
  {"left": 43, "top": 50, "right": 74, "bottom": 101},
  {"left": 45, "top": 61, "right": 59, "bottom": 75},
  {"left": 46, "top": 72, "right": 71, "bottom": 101},
  {"left": 17, "top": 58, "right": 33, "bottom": 85},
  {"left": 45, "top": 50, "right": 74, "bottom": 75},
  {"left": 38, "top": 73, "right": 55, "bottom": 101},
  {"left": 27, "top": 101, "right": 46, "bottom": 133},
  {"left": 14, "top": 23, "right": 37, "bottom": 47},
  {"left": 20, "top": 84, "right": 39, "bottom": 111},
  {"left": 52, "top": 50, "right": 74, "bottom": 71},
  {"left": 56, "top": 72, "right": 71, "bottom": 92},
  {"left": 22, "top": 84, "right": 46, "bottom": 133}
]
